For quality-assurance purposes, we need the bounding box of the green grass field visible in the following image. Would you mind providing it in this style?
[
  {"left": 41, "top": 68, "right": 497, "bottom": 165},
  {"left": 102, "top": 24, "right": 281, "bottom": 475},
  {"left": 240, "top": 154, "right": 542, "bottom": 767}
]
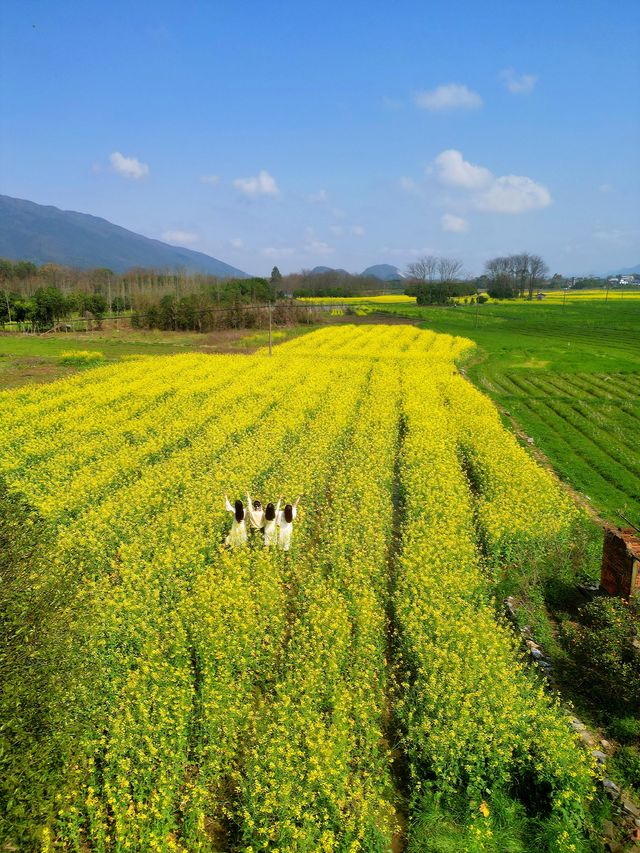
[{"left": 378, "top": 298, "right": 640, "bottom": 527}]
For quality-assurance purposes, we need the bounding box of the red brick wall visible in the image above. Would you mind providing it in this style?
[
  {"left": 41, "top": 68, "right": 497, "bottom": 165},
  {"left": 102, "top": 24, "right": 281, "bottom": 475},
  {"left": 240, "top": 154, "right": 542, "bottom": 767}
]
[{"left": 601, "top": 526, "right": 640, "bottom": 598}]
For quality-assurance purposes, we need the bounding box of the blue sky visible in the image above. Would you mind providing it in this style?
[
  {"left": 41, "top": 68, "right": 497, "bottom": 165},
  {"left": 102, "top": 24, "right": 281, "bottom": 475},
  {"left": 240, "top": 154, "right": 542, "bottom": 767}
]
[{"left": 1, "top": 0, "right": 638, "bottom": 276}]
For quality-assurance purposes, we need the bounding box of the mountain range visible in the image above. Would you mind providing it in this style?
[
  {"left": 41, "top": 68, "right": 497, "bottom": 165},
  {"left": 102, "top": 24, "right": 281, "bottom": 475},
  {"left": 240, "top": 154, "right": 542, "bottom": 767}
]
[{"left": 0, "top": 195, "right": 249, "bottom": 278}]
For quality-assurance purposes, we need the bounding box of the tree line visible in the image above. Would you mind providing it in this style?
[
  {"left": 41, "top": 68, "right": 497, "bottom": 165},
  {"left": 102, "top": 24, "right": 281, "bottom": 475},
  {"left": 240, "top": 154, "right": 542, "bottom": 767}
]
[{"left": 0, "top": 258, "right": 283, "bottom": 329}]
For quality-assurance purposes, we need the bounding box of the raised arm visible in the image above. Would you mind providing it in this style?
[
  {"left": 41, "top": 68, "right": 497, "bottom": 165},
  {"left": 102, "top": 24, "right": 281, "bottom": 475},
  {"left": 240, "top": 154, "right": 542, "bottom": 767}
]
[
  {"left": 293, "top": 494, "right": 302, "bottom": 508},
  {"left": 225, "top": 494, "right": 234, "bottom": 513}
]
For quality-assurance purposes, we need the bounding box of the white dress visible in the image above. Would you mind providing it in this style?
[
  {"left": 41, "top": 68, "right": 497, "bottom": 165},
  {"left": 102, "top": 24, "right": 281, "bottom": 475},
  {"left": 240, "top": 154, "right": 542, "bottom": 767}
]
[
  {"left": 225, "top": 497, "right": 248, "bottom": 547},
  {"left": 277, "top": 505, "right": 297, "bottom": 551},
  {"left": 247, "top": 497, "right": 265, "bottom": 531},
  {"left": 263, "top": 500, "right": 281, "bottom": 547}
]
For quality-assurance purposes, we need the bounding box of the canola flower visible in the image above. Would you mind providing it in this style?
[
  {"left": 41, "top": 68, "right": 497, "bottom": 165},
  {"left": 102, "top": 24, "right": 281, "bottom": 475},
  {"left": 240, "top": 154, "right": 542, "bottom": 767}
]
[{"left": 0, "top": 325, "right": 594, "bottom": 852}]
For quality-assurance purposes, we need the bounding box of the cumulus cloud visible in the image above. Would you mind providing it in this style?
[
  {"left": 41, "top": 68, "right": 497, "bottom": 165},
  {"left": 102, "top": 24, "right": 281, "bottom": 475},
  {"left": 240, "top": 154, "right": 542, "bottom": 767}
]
[
  {"left": 200, "top": 174, "right": 219, "bottom": 185},
  {"left": 233, "top": 170, "right": 279, "bottom": 196},
  {"left": 475, "top": 175, "right": 551, "bottom": 213},
  {"left": 433, "top": 149, "right": 492, "bottom": 189},
  {"left": 415, "top": 83, "right": 482, "bottom": 111},
  {"left": 109, "top": 151, "right": 149, "bottom": 180},
  {"left": 162, "top": 230, "right": 198, "bottom": 245},
  {"left": 431, "top": 149, "right": 551, "bottom": 214},
  {"left": 501, "top": 68, "right": 538, "bottom": 94},
  {"left": 441, "top": 213, "right": 469, "bottom": 233}
]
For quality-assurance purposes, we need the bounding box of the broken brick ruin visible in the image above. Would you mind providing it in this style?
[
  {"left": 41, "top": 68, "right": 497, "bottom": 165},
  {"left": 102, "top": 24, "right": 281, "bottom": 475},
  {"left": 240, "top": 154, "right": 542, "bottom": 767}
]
[{"left": 600, "top": 526, "right": 640, "bottom": 599}]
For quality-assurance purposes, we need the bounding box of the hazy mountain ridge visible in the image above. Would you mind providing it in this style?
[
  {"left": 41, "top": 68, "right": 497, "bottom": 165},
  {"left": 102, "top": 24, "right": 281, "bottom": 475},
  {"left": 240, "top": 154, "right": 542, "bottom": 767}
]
[{"left": 0, "top": 195, "right": 249, "bottom": 278}]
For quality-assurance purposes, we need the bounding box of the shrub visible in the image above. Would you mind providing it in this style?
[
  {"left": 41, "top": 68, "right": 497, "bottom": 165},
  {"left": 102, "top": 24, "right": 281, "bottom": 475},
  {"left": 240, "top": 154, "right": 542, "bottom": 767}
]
[
  {"left": 59, "top": 350, "right": 104, "bottom": 365},
  {"left": 563, "top": 596, "right": 640, "bottom": 711}
]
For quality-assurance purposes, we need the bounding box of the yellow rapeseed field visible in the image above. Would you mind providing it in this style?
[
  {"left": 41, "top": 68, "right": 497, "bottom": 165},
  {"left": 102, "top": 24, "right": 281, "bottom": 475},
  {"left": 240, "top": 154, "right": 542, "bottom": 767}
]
[{"left": 0, "top": 326, "right": 594, "bottom": 852}]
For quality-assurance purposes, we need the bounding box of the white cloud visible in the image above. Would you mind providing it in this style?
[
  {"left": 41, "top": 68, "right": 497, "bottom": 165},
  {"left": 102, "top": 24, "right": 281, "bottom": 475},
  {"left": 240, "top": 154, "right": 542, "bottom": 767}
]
[
  {"left": 433, "top": 149, "right": 492, "bottom": 189},
  {"left": 501, "top": 68, "right": 538, "bottom": 94},
  {"left": 233, "top": 170, "right": 279, "bottom": 196},
  {"left": 441, "top": 213, "right": 469, "bottom": 233},
  {"left": 309, "top": 189, "right": 328, "bottom": 202},
  {"left": 415, "top": 83, "right": 482, "bottom": 111},
  {"left": 162, "top": 230, "right": 199, "bottom": 245},
  {"left": 262, "top": 246, "right": 295, "bottom": 258},
  {"left": 475, "top": 175, "right": 551, "bottom": 213},
  {"left": 200, "top": 174, "right": 219, "bottom": 185},
  {"left": 304, "top": 240, "right": 335, "bottom": 256},
  {"left": 109, "top": 151, "right": 149, "bottom": 180},
  {"left": 430, "top": 149, "right": 551, "bottom": 214},
  {"left": 230, "top": 237, "right": 244, "bottom": 249}
]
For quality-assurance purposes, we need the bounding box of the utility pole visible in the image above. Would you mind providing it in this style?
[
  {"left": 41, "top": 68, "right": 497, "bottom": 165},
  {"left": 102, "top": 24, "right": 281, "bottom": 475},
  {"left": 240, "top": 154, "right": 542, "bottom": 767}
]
[{"left": 268, "top": 301, "right": 273, "bottom": 356}]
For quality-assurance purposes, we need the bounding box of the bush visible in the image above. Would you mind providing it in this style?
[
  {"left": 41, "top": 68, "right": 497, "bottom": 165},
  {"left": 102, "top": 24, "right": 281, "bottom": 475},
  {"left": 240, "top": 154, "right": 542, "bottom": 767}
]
[
  {"left": 59, "top": 350, "right": 104, "bottom": 365},
  {"left": 563, "top": 596, "right": 640, "bottom": 711},
  {"left": 611, "top": 745, "right": 640, "bottom": 793}
]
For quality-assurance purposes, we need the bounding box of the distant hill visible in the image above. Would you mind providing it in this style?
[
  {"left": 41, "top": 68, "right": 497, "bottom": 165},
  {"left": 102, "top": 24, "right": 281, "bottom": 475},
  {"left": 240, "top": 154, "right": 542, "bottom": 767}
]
[
  {"left": 610, "top": 263, "right": 640, "bottom": 275},
  {"left": 310, "top": 265, "right": 350, "bottom": 275},
  {"left": 0, "top": 195, "right": 249, "bottom": 277},
  {"left": 309, "top": 264, "right": 407, "bottom": 281},
  {"left": 360, "top": 264, "right": 406, "bottom": 281}
]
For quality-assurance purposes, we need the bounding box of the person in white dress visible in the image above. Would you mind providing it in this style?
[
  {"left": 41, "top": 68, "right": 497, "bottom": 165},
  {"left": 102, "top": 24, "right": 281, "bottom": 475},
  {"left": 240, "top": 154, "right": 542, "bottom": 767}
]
[
  {"left": 263, "top": 499, "right": 281, "bottom": 548},
  {"left": 277, "top": 495, "right": 302, "bottom": 552},
  {"left": 224, "top": 495, "right": 248, "bottom": 547},
  {"left": 246, "top": 493, "right": 265, "bottom": 537}
]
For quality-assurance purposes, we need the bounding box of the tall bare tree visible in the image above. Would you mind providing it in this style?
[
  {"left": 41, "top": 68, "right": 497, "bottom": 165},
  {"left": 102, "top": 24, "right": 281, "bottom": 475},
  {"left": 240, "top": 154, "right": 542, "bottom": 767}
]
[
  {"left": 527, "top": 254, "right": 549, "bottom": 299},
  {"left": 437, "top": 257, "right": 463, "bottom": 282},
  {"left": 406, "top": 255, "right": 438, "bottom": 282}
]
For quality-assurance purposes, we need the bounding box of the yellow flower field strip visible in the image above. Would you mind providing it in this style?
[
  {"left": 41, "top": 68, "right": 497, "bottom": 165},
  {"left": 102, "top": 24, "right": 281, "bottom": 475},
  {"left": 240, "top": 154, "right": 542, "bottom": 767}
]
[
  {"left": 235, "top": 362, "right": 400, "bottom": 850},
  {"left": 182, "top": 364, "right": 378, "bottom": 849},
  {"left": 56, "top": 353, "right": 374, "bottom": 848},
  {"left": 446, "top": 373, "right": 580, "bottom": 560},
  {"left": 2, "top": 353, "right": 289, "bottom": 515},
  {"left": 396, "top": 363, "right": 594, "bottom": 849},
  {"left": 0, "top": 355, "right": 253, "bottom": 485},
  {"left": 272, "top": 323, "right": 472, "bottom": 362},
  {"left": 0, "top": 353, "right": 191, "bottom": 437}
]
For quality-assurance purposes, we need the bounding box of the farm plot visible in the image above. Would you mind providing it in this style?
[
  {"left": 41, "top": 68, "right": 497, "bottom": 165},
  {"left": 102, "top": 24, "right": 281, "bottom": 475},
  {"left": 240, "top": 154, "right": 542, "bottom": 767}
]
[
  {"left": 1, "top": 326, "right": 595, "bottom": 852},
  {"left": 487, "top": 371, "right": 640, "bottom": 526}
]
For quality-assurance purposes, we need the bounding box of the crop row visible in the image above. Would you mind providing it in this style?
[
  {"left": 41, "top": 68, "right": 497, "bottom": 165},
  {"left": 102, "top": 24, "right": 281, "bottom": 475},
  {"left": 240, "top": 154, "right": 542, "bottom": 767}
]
[{"left": 395, "top": 362, "right": 594, "bottom": 851}]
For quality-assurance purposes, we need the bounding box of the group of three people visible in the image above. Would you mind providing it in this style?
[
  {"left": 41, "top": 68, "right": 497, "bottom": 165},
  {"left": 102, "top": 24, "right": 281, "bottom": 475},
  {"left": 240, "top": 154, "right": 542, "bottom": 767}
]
[{"left": 224, "top": 493, "right": 302, "bottom": 551}]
